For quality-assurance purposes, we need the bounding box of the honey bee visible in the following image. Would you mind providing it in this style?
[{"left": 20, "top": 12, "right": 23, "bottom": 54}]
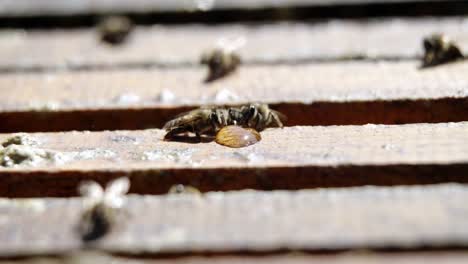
[
  {"left": 201, "top": 49, "right": 241, "bottom": 82},
  {"left": 163, "top": 103, "right": 285, "bottom": 140},
  {"left": 201, "top": 36, "right": 245, "bottom": 82},
  {"left": 215, "top": 125, "right": 261, "bottom": 148},
  {"left": 422, "top": 33, "right": 463, "bottom": 67},
  {"left": 97, "top": 16, "right": 133, "bottom": 45},
  {"left": 77, "top": 177, "right": 130, "bottom": 242}
]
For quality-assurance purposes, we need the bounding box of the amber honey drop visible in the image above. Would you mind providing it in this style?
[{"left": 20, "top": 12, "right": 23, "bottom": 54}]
[{"left": 215, "top": 126, "right": 261, "bottom": 148}]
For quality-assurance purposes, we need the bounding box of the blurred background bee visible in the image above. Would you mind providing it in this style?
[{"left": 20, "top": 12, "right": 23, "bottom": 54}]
[
  {"left": 201, "top": 36, "right": 246, "bottom": 82},
  {"left": 77, "top": 177, "right": 130, "bottom": 242},
  {"left": 168, "top": 184, "right": 201, "bottom": 195},
  {"left": 422, "top": 33, "right": 463, "bottom": 68},
  {"left": 97, "top": 16, "right": 133, "bottom": 45}
]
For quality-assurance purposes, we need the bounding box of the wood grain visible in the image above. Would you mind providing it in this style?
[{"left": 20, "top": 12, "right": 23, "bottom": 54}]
[
  {"left": 4, "top": 252, "right": 468, "bottom": 264},
  {"left": 0, "top": 0, "right": 462, "bottom": 17},
  {"left": 0, "top": 123, "right": 468, "bottom": 197},
  {"left": 2, "top": 18, "right": 468, "bottom": 70},
  {"left": 1, "top": 60, "right": 468, "bottom": 132},
  {"left": 1, "top": 184, "right": 468, "bottom": 256},
  {"left": 4, "top": 61, "right": 467, "bottom": 108}
]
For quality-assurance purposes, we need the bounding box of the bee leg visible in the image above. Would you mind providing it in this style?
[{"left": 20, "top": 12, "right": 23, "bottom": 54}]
[
  {"left": 271, "top": 113, "right": 284, "bottom": 128},
  {"left": 189, "top": 125, "right": 203, "bottom": 142},
  {"left": 254, "top": 113, "right": 262, "bottom": 131},
  {"left": 210, "top": 112, "right": 220, "bottom": 131},
  {"left": 195, "top": 132, "right": 202, "bottom": 141}
]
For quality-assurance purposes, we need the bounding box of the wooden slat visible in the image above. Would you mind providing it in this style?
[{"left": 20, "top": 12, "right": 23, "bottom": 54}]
[
  {"left": 4, "top": 61, "right": 467, "bottom": 107},
  {"left": 1, "top": 60, "right": 468, "bottom": 132},
  {"left": 0, "top": 0, "right": 461, "bottom": 17},
  {"left": 2, "top": 18, "right": 468, "bottom": 70},
  {"left": 0, "top": 123, "right": 468, "bottom": 197},
  {"left": 1, "top": 184, "right": 468, "bottom": 256},
  {"left": 3, "top": 251, "right": 468, "bottom": 263}
]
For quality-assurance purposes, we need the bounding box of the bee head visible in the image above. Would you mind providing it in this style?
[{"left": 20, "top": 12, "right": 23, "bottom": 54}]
[
  {"left": 238, "top": 104, "right": 257, "bottom": 125},
  {"left": 424, "top": 34, "right": 447, "bottom": 52}
]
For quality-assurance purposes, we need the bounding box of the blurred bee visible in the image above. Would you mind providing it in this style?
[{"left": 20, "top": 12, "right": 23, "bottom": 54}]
[
  {"left": 97, "top": 16, "right": 133, "bottom": 45},
  {"left": 422, "top": 33, "right": 463, "bottom": 67},
  {"left": 163, "top": 103, "right": 285, "bottom": 140},
  {"left": 168, "top": 184, "right": 201, "bottom": 195},
  {"left": 201, "top": 36, "right": 245, "bottom": 82},
  {"left": 77, "top": 177, "right": 130, "bottom": 242}
]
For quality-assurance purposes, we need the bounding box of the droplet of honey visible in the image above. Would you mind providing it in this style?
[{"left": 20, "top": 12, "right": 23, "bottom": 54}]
[{"left": 215, "top": 126, "right": 261, "bottom": 148}]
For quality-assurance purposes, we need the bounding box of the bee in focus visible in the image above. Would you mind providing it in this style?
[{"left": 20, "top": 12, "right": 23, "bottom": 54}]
[
  {"left": 77, "top": 177, "right": 130, "bottom": 242},
  {"left": 201, "top": 36, "right": 245, "bottom": 82},
  {"left": 215, "top": 125, "right": 261, "bottom": 148},
  {"left": 422, "top": 33, "right": 463, "bottom": 67},
  {"left": 168, "top": 184, "right": 201, "bottom": 195},
  {"left": 163, "top": 103, "right": 285, "bottom": 140},
  {"left": 97, "top": 16, "right": 133, "bottom": 45}
]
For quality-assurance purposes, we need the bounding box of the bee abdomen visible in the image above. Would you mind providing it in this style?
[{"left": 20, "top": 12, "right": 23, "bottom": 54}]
[{"left": 78, "top": 203, "right": 114, "bottom": 242}]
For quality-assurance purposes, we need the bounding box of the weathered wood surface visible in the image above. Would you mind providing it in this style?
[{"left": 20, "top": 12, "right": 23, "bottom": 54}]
[
  {"left": 2, "top": 18, "right": 468, "bottom": 70},
  {"left": 0, "top": 0, "right": 461, "bottom": 17},
  {"left": 1, "top": 60, "right": 468, "bottom": 132},
  {"left": 5, "top": 61, "right": 467, "bottom": 108},
  {"left": 3, "top": 252, "right": 468, "bottom": 264},
  {"left": 1, "top": 184, "right": 468, "bottom": 256},
  {"left": 1, "top": 123, "right": 468, "bottom": 197},
  {"left": 7, "top": 60, "right": 467, "bottom": 109}
]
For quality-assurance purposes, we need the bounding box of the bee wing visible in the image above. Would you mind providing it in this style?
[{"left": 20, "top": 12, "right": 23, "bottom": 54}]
[
  {"left": 78, "top": 180, "right": 104, "bottom": 199},
  {"left": 106, "top": 177, "right": 130, "bottom": 196},
  {"left": 173, "top": 109, "right": 198, "bottom": 119},
  {"left": 273, "top": 110, "right": 287, "bottom": 122},
  {"left": 103, "top": 177, "right": 129, "bottom": 208},
  {"left": 163, "top": 109, "right": 196, "bottom": 130},
  {"left": 269, "top": 109, "right": 287, "bottom": 128},
  {"left": 163, "top": 109, "right": 209, "bottom": 130}
]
